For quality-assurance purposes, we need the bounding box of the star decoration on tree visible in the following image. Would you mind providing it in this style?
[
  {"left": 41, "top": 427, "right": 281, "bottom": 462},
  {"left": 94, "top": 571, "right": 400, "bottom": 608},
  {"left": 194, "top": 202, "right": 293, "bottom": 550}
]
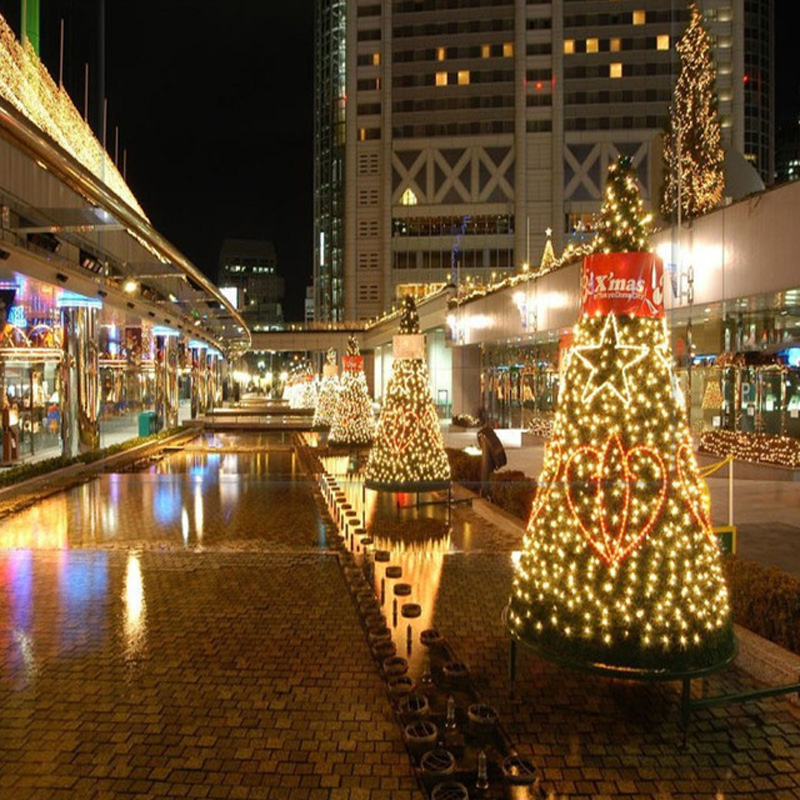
[{"left": 573, "top": 314, "right": 648, "bottom": 403}]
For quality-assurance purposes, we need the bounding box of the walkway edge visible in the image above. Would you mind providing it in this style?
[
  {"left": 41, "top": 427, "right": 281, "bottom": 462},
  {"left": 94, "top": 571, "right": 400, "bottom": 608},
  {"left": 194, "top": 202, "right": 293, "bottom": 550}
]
[{"left": 0, "top": 427, "right": 198, "bottom": 504}]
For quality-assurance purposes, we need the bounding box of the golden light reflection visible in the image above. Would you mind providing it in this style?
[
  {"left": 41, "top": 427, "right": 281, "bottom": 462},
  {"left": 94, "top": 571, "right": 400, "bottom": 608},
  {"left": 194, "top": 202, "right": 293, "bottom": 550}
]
[
  {"left": 0, "top": 495, "right": 69, "bottom": 549},
  {"left": 194, "top": 485, "right": 204, "bottom": 544},
  {"left": 371, "top": 534, "right": 450, "bottom": 676},
  {"left": 123, "top": 551, "right": 146, "bottom": 660},
  {"left": 181, "top": 507, "right": 190, "bottom": 547}
]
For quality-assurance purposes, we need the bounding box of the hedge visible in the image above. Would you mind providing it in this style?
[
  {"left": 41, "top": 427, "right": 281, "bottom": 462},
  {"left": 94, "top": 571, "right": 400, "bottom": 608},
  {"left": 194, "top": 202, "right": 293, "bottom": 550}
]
[
  {"left": 723, "top": 555, "right": 800, "bottom": 655},
  {"left": 0, "top": 426, "right": 184, "bottom": 491},
  {"left": 488, "top": 470, "right": 535, "bottom": 521}
]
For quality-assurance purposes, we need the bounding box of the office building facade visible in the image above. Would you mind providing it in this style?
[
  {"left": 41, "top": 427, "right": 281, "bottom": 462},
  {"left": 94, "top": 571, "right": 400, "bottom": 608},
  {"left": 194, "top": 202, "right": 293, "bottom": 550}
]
[{"left": 313, "top": 0, "right": 773, "bottom": 322}]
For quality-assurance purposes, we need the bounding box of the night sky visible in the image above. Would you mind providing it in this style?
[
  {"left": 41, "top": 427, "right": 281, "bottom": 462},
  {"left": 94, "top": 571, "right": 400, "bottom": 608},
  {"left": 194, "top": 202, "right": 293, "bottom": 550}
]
[{"left": 0, "top": 2, "right": 796, "bottom": 321}]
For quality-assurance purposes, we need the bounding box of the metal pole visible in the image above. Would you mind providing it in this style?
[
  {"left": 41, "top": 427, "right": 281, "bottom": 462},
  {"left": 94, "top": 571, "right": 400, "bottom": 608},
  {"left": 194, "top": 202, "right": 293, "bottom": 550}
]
[
  {"left": 84, "top": 63, "right": 89, "bottom": 121},
  {"left": 728, "top": 456, "right": 734, "bottom": 527},
  {"left": 59, "top": 19, "right": 64, "bottom": 88}
]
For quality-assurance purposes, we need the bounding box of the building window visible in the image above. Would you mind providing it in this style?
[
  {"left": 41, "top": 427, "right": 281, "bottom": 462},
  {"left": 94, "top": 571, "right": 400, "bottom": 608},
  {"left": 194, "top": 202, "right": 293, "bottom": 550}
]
[
  {"left": 437, "top": 46, "right": 446, "bottom": 61},
  {"left": 503, "top": 42, "right": 514, "bottom": 58},
  {"left": 400, "top": 188, "right": 418, "bottom": 206},
  {"left": 359, "top": 127, "right": 366, "bottom": 141},
  {"left": 610, "top": 37, "right": 621, "bottom": 52},
  {"left": 656, "top": 34, "right": 669, "bottom": 50},
  {"left": 482, "top": 43, "right": 491, "bottom": 59},
  {"left": 632, "top": 10, "right": 646, "bottom": 24},
  {"left": 373, "top": 52, "right": 381, "bottom": 65},
  {"left": 610, "top": 62, "right": 623, "bottom": 79},
  {"left": 436, "top": 71, "right": 448, "bottom": 87},
  {"left": 563, "top": 39, "right": 575, "bottom": 54},
  {"left": 458, "top": 70, "right": 470, "bottom": 85},
  {"left": 586, "top": 38, "right": 599, "bottom": 53}
]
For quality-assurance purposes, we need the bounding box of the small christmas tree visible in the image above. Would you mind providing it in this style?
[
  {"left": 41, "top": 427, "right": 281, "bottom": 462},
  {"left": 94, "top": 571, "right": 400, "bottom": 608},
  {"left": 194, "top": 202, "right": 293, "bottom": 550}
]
[
  {"left": 329, "top": 336, "right": 375, "bottom": 445},
  {"left": 661, "top": 2, "right": 724, "bottom": 221},
  {"left": 314, "top": 349, "right": 340, "bottom": 427},
  {"left": 508, "top": 158, "right": 734, "bottom": 672},
  {"left": 701, "top": 380, "right": 723, "bottom": 411},
  {"left": 364, "top": 297, "right": 451, "bottom": 490}
]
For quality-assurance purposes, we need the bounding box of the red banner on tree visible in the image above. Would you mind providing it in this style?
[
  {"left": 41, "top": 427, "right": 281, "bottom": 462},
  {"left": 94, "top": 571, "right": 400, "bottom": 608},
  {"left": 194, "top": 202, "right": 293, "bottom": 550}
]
[
  {"left": 581, "top": 253, "right": 664, "bottom": 319},
  {"left": 343, "top": 355, "right": 364, "bottom": 372}
]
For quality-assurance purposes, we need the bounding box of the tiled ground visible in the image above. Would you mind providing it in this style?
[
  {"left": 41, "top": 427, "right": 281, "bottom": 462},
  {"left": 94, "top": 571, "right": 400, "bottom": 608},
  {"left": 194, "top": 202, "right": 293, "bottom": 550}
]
[
  {"left": 432, "top": 543, "right": 800, "bottom": 799},
  {"left": 0, "top": 550, "right": 420, "bottom": 800}
]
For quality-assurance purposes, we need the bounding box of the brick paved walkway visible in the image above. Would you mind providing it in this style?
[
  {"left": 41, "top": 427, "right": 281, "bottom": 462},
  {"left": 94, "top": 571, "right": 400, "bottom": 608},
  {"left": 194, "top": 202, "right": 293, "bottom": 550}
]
[
  {"left": 431, "top": 525, "right": 800, "bottom": 799},
  {"left": 0, "top": 550, "right": 420, "bottom": 800}
]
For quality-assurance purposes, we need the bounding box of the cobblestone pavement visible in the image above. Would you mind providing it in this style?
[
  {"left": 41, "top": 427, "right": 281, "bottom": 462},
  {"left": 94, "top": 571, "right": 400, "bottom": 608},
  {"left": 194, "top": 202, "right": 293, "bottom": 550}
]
[
  {"left": 0, "top": 529, "right": 420, "bottom": 796},
  {"left": 431, "top": 509, "right": 800, "bottom": 800}
]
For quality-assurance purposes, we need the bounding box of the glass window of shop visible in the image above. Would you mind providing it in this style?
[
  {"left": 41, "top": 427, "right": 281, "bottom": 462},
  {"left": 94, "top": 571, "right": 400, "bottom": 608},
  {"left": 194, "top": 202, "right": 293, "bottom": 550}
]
[{"left": 2, "top": 361, "right": 62, "bottom": 459}]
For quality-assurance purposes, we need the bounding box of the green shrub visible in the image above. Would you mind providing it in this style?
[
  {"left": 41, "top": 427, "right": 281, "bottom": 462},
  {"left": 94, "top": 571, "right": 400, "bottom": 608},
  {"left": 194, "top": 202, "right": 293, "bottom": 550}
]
[
  {"left": 0, "top": 426, "right": 185, "bottom": 490},
  {"left": 723, "top": 556, "right": 800, "bottom": 655},
  {"left": 488, "top": 470, "right": 535, "bottom": 521},
  {"left": 445, "top": 447, "right": 482, "bottom": 487}
]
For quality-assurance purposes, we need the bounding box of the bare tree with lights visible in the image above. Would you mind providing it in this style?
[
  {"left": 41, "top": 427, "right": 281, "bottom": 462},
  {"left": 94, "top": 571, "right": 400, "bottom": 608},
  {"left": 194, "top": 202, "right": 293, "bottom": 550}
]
[{"left": 661, "top": 2, "right": 724, "bottom": 221}]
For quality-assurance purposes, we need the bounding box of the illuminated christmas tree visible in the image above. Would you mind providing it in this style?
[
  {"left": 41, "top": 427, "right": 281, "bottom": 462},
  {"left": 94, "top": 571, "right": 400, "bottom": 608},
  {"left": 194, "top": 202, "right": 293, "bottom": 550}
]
[
  {"left": 661, "top": 2, "right": 724, "bottom": 221},
  {"left": 364, "top": 296, "right": 451, "bottom": 490},
  {"left": 313, "top": 348, "right": 340, "bottom": 427},
  {"left": 329, "top": 336, "right": 374, "bottom": 445},
  {"left": 701, "top": 380, "right": 723, "bottom": 411},
  {"left": 508, "top": 158, "right": 734, "bottom": 672}
]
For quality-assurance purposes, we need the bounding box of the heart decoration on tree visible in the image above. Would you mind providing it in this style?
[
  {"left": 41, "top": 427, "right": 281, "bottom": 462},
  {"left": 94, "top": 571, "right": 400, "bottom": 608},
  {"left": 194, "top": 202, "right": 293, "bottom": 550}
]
[
  {"left": 676, "top": 441, "right": 717, "bottom": 544},
  {"left": 565, "top": 433, "right": 667, "bottom": 565}
]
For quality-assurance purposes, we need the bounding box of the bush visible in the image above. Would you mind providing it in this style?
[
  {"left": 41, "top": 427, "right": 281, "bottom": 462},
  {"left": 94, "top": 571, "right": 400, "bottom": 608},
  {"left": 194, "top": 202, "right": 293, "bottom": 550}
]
[
  {"left": 0, "top": 426, "right": 185, "bottom": 490},
  {"left": 723, "top": 555, "right": 800, "bottom": 655},
  {"left": 488, "top": 470, "right": 535, "bottom": 521},
  {"left": 452, "top": 413, "right": 480, "bottom": 428},
  {"left": 445, "top": 447, "right": 482, "bottom": 487}
]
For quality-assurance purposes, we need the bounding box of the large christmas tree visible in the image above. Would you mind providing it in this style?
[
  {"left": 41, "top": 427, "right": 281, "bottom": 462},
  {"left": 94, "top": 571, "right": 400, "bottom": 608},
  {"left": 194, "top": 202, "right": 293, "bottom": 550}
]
[
  {"left": 508, "top": 157, "right": 734, "bottom": 672},
  {"left": 329, "top": 336, "right": 375, "bottom": 445},
  {"left": 364, "top": 297, "right": 451, "bottom": 490},
  {"left": 313, "top": 348, "right": 340, "bottom": 428},
  {"left": 661, "top": 2, "right": 724, "bottom": 221}
]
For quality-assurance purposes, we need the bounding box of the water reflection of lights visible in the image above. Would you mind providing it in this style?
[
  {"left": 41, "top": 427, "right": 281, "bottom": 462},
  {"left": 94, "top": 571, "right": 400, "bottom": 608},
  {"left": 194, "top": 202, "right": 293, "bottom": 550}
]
[
  {"left": 12, "top": 630, "right": 38, "bottom": 679},
  {"left": 371, "top": 535, "right": 451, "bottom": 676},
  {"left": 123, "top": 552, "right": 147, "bottom": 661},
  {"left": 181, "top": 507, "right": 190, "bottom": 547},
  {"left": 194, "top": 485, "right": 204, "bottom": 544},
  {"left": 0, "top": 495, "right": 69, "bottom": 549}
]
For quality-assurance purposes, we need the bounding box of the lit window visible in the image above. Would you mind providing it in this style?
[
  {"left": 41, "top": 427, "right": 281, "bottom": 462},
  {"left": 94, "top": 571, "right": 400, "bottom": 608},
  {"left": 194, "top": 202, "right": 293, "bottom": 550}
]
[
  {"left": 657, "top": 34, "right": 669, "bottom": 50},
  {"left": 359, "top": 127, "right": 366, "bottom": 141},
  {"left": 610, "top": 38, "right": 621, "bottom": 52},
  {"left": 564, "top": 39, "right": 575, "bottom": 54},
  {"left": 610, "top": 62, "right": 623, "bottom": 78},
  {"left": 586, "top": 38, "right": 599, "bottom": 53},
  {"left": 400, "top": 188, "right": 418, "bottom": 206},
  {"left": 436, "top": 71, "right": 448, "bottom": 87},
  {"left": 633, "top": 9, "right": 646, "bottom": 24},
  {"left": 372, "top": 52, "right": 381, "bottom": 65},
  {"left": 503, "top": 42, "right": 514, "bottom": 57},
  {"left": 482, "top": 44, "right": 491, "bottom": 58},
  {"left": 458, "top": 70, "right": 470, "bottom": 85},
  {"left": 437, "top": 46, "right": 446, "bottom": 61}
]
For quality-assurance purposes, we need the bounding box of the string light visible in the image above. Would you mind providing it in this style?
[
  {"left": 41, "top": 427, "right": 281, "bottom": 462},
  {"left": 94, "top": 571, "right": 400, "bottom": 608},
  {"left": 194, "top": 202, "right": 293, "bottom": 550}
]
[
  {"left": 700, "top": 429, "right": 800, "bottom": 470},
  {"left": 313, "top": 348, "right": 340, "bottom": 428},
  {"left": 508, "top": 157, "right": 734, "bottom": 672},
  {"left": 364, "top": 297, "right": 450, "bottom": 488},
  {"left": 0, "top": 14, "right": 147, "bottom": 218},
  {"left": 661, "top": 2, "right": 724, "bottom": 220},
  {"left": 329, "top": 336, "right": 375, "bottom": 445}
]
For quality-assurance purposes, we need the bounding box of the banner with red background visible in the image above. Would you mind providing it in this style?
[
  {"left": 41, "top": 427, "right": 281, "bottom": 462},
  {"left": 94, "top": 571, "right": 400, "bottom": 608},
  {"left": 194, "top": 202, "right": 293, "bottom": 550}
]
[{"left": 581, "top": 253, "right": 664, "bottom": 318}]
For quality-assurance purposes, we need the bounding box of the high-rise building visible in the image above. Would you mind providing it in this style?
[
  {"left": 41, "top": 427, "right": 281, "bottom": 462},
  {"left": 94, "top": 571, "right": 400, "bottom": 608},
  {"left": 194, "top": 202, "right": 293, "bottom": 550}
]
[
  {"left": 313, "top": 0, "right": 773, "bottom": 322},
  {"left": 218, "top": 239, "right": 284, "bottom": 331}
]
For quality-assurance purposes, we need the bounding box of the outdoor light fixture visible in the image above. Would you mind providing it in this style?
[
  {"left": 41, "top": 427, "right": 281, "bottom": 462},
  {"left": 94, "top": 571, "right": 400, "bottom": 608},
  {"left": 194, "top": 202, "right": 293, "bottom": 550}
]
[
  {"left": 97, "top": 289, "right": 108, "bottom": 298},
  {"left": 56, "top": 273, "right": 69, "bottom": 284},
  {"left": 123, "top": 278, "right": 138, "bottom": 294},
  {"left": 0, "top": 249, "right": 10, "bottom": 260}
]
